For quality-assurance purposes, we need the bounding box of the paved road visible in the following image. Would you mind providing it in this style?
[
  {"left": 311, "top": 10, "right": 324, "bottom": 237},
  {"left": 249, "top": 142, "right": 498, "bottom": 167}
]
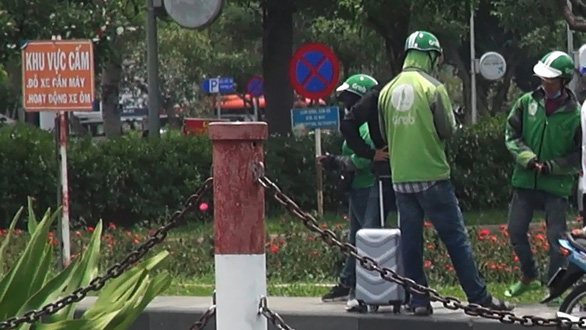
[{"left": 75, "top": 296, "right": 559, "bottom": 329}]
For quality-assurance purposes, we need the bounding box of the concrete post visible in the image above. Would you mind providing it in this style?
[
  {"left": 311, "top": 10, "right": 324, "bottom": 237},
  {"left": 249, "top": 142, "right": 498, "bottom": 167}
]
[{"left": 209, "top": 122, "right": 268, "bottom": 330}]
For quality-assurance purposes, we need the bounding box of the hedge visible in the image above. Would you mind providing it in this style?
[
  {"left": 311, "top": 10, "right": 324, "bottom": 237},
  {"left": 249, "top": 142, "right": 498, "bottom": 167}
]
[{"left": 0, "top": 115, "right": 572, "bottom": 228}]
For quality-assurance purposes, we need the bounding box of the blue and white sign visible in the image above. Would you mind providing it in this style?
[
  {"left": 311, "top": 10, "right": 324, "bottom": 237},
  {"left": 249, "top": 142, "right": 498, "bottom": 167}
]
[
  {"left": 291, "top": 106, "right": 340, "bottom": 131},
  {"left": 202, "top": 77, "right": 235, "bottom": 94}
]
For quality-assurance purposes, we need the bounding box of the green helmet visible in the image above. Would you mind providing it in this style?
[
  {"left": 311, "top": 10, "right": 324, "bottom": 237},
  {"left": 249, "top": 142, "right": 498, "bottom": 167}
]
[
  {"left": 336, "top": 74, "right": 378, "bottom": 97},
  {"left": 533, "top": 51, "right": 575, "bottom": 79},
  {"left": 405, "top": 31, "right": 443, "bottom": 55}
]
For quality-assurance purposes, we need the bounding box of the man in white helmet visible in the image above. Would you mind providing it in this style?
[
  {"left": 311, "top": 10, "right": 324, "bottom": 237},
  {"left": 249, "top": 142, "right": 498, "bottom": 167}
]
[{"left": 505, "top": 50, "right": 582, "bottom": 300}]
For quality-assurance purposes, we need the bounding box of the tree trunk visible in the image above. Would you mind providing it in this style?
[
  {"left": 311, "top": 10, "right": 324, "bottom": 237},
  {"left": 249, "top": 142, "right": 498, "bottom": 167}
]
[
  {"left": 365, "top": 4, "right": 411, "bottom": 77},
  {"left": 443, "top": 44, "right": 472, "bottom": 123},
  {"left": 491, "top": 60, "right": 517, "bottom": 114},
  {"left": 101, "top": 62, "right": 122, "bottom": 137},
  {"left": 262, "top": 0, "right": 294, "bottom": 135}
]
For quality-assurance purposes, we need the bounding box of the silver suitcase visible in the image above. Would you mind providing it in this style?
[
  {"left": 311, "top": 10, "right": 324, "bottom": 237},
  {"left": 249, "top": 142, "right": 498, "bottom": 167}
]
[{"left": 355, "top": 227, "right": 406, "bottom": 313}]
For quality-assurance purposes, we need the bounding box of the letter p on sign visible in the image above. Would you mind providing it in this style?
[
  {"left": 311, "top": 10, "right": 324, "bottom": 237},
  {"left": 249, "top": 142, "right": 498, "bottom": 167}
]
[{"left": 209, "top": 78, "right": 219, "bottom": 93}]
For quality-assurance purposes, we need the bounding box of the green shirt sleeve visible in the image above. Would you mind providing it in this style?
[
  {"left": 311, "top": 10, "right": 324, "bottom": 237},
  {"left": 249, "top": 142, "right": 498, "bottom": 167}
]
[
  {"left": 431, "top": 84, "right": 456, "bottom": 140},
  {"left": 504, "top": 96, "right": 537, "bottom": 168},
  {"left": 350, "top": 124, "right": 375, "bottom": 170}
]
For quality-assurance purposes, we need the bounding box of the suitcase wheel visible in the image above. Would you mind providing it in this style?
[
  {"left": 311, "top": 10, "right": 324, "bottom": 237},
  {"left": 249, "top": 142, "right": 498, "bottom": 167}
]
[
  {"left": 355, "top": 302, "right": 369, "bottom": 313},
  {"left": 367, "top": 305, "right": 379, "bottom": 313},
  {"left": 393, "top": 303, "right": 401, "bottom": 314}
]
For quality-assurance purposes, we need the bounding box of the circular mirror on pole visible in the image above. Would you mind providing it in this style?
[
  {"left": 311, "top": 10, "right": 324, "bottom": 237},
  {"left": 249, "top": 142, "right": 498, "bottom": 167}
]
[{"left": 163, "top": 0, "right": 225, "bottom": 29}]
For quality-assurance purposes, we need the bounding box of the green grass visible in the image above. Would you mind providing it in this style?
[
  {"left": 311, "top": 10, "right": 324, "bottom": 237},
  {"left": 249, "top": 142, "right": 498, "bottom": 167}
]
[
  {"left": 162, "top": 277, "right": 552, "bottom": 305},
  {"left": 165, "top": 208, "right": 580, "bottom": 239}
]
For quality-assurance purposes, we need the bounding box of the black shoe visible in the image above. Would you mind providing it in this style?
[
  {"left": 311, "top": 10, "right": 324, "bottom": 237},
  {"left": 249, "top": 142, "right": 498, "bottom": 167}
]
[
  {"left": 321, "top": 284, "right": 350, "bottom": 302},
  {"left": 479, "top": 294, "right": 515, "bottom": 311},
  {"left": 413, "top": 305, "right": 433, "bottom": 316}
]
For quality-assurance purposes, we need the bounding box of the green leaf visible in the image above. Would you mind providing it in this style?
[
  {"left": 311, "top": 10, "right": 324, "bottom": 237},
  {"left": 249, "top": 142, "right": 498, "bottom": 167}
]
[
  {"left": 107, "top": 272, "right": 172, "bottom": 330},
  {"left": 46, "top": 221, "right": 103, "bottom": 322},
  {"left": 34, "top": 311, "right": 118, "bottom": 330},
  {"left": 27, "top": 197, "right": 37, "bottom": 234},
  {"left": 0, "top": 207, "right": 61, "bottom": 320},
  {"left": 0, "top": 206, "right": 23, "bottom": 274},
  {"left": 16, "top": 255, "right": 82, "bottom": 320},
  {"left": 82, "top": 251, "right": 169, "bottom": 320},
  {"left": 27, "top": 244, "right": 54, "bottom": 303}
]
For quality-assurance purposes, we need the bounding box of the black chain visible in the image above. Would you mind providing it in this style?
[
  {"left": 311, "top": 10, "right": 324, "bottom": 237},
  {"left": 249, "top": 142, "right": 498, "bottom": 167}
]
[
  {"left": 189, "top": 291, "right": 216, "bottom": 330},
  {"left": 0, "top": 177, "right": 214, "bottom": 330},
  {"left": 255, "top": 172, "right": 586, "bottom": 328},
  {"left": 259, "top": 296, "right": 295, "bottom": 330}
]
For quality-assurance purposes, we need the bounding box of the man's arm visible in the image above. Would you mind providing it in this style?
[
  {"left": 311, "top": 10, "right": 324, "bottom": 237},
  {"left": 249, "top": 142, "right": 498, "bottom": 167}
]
[
  {"left": 504, "top": 97, "right": 538, "bottom": 168},
  {"left": 431, "top": 84, "right": 457, "bottom": 140},
  {"left": 349, "top": 125, "right": 376, "bottom": 170},
  {"left": 546, "top": 121, "right": 582, "bottom": 175},
  {"left": 340, "top": 89, "right": 379, "bottom": 160}
]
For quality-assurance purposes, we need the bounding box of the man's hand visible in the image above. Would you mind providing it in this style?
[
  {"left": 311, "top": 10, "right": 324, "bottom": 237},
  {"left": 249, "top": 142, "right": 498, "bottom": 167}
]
[
  {"left": 317, "top": 154, "right": 338, "bottom": 171},
  {"left": 373, "top": 146, "right": 389, "bottom": 162},
  {"left": 538, "top": 161, "right": 553, "bottom": 175}
]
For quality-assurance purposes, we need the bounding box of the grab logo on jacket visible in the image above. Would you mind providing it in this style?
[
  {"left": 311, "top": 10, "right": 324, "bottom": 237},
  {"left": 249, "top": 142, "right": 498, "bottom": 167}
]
[{"left": 390, "top": 84, "right": 415, "bottom": 112}]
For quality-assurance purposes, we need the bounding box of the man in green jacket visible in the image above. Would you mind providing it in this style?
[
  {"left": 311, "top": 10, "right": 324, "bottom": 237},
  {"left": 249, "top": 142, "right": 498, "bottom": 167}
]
[
  {"left": 377, "top": 30, "right": 513, "bottom": 315},
  {"left": 504, "top": 51, "right": 582, "bottom": 299},
  {"left": 319, "top": 74, "right": 386, "bottom": 311}
]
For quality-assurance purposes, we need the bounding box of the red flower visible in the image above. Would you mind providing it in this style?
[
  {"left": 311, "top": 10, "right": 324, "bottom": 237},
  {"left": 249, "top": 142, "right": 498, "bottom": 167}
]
[
  {"left": 133, "top": 239, "right": 140, "bottom": 244},
  {"left": 535, "top": 234, "right": 546, "bottom": 241},
  {"left": 87, "top": 227, "right": 94, "bottom": 232},
  {"left": 478, "top": 229, "right": 491, "bottom": 239},
  {"left": 424, "top": 260, "right": 432, "bottom": 268},
  {"left": 108, "top": 223, "right": 116, "bottom": 229},
  {"left": 270, "top": 244, "right": 279, "bottom": 253},
  {"left": 424, "top": 221, "right": 432, "bottom": 228},
  {"left": 490, "top": 235, "right": 498, "bottom": 242},
  {"left": 311, "top": 250, "right": 319, "bottom": 256}
]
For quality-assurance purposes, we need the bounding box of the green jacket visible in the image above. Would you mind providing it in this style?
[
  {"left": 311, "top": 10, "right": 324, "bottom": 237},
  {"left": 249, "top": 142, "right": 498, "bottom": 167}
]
[
  {"left": 341, "top": 123, "right": 376, "bottom": 189},
  {"left": 378, "top": 50, "right": 456, "bottom": 183},
  {"left": 505, "top": 88, "right": 581, "bottom": 197}
]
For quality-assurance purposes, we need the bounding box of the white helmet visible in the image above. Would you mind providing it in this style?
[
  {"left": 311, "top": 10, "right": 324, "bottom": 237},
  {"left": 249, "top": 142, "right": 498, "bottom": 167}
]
[{"left": 579, "top": 44, "right": 586, "bottom": 70}]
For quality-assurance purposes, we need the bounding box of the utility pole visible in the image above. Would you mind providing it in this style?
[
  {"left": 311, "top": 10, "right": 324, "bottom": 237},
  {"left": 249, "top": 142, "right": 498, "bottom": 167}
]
[
  {"left": 146, "top": 0, "right": 161, "bottom": 138},
  {"left": 470, "top": 3, "right": 477, "bottom": 124}
]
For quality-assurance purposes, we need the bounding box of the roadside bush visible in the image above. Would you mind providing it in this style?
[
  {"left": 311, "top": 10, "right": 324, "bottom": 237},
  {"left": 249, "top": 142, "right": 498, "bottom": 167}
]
[
  {"left": 0, "top": 114, "right": 553, "bottom": 228},
  {"left": 447, "top": 114, "right": 514, "bottom": 210}
]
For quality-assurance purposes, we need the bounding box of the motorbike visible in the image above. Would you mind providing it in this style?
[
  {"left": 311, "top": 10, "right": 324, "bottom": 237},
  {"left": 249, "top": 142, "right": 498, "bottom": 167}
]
[{"left": 541, "top": 232, "right": 586, "bottom": 324}]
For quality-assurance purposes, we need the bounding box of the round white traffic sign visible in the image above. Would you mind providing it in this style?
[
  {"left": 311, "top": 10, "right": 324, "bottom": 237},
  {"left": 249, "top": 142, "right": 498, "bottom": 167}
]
[
  {"left": 479, "top": 52, "right": 507, "bottom": 80},
  {"left": 163, "top": 0, "right": 225, "bottom": 30}
]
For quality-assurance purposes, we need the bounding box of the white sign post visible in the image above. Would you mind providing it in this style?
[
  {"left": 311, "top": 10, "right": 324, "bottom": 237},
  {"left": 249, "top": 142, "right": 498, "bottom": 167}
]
[{"left": 22, "top": 39, "right": 95, "bottom": 269}]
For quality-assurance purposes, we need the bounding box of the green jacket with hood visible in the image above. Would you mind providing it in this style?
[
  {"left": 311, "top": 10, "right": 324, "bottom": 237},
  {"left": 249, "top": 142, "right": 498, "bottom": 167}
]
[
  {"left": 505, "top": 88, "right": 581, "bottom": 198},
  {"left": 377, "top": 50, "right": 457, "bottom": 184}
]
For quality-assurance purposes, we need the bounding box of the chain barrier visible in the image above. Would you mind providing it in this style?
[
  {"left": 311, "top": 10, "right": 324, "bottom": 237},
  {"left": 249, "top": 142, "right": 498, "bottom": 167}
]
[
  {"left": 259, "top": 296, "right": 296, "bottom": 330},
  {"left": 253, "top": 167, "right": 585, "bottom": 328},
  {"left": 0, "top": 177, "right": 214, "bottom": 330},
  {"left": 189, "top": 291, "right": 216, "bottom": 330}
]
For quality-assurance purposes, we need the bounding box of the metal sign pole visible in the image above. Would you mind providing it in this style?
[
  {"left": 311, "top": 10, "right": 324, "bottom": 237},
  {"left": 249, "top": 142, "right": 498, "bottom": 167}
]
[{"left": 57, "top": 111, "right": 71, "bottom": 269}]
